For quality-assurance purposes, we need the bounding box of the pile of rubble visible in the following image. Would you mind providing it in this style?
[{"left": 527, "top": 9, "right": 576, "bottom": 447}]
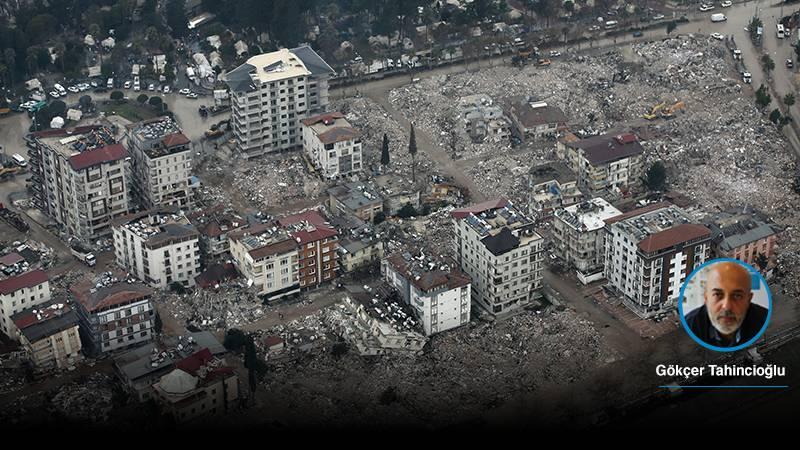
[
  {"left": 48, "top": 373, "right": 113, "bottom": 422},
  {"left": 332, "top": 96, "right": 437, "bottom": 190},
  {"left": 257, "top": 307, "right": 616, "bottom": 427},
  {"left": 158, "top": 283, "right": 268, "bottom": 330},
  {"left": 231, "top": 154, "right": 323, "bottom": 209}
]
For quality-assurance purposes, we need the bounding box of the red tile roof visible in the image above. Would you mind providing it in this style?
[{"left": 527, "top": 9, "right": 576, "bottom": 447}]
[
  {"left": 301, "top": 111, "right": 345, "bottom": 126},
  {"left": 162, "top": 132, "right": 190, "bottom": 147},
  {"left": 638, "top": 224, "right": 711, "bottom": 254},
  {"left": 451, "top": 198, "right": 510, "bottom": 219},
  {"left": 12, "top": 303, "right": 73, "bottom": 330},
  {"left": 317, "top": 127, "right": 360, "bottom": 145},
  {"left": 248, "top": 238, "right": 298, "bottom": 260},
  {"left": 0, "top": 252, "right": 25, "bottom": 266},
  {"left": 0, "top": 269, "right": 48, "bottom": 295},
  {"left": 278, "top": 210, "right": 337, "bottom": 244},
  {"left": 68, "top": 143, "right": 128, "bottom": 171},
  {"left": 176, "top": 348, "right": 213, "bottom": 376}
]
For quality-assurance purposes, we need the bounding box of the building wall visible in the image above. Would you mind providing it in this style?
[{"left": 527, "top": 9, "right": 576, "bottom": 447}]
[
  {"left": 0, "top": 281, "right": 51, "bottom": 339},
  {"left": 22, "top": 324, "right": 83, "bottom": 369},
  {"left": 114, "top": 227, "right": 200, "bottom": 289},
  {"left": 232, "top": 74, "right": 329, "bottom": 159},
  {"left": 130, "top": 145, "right": 193, "bottom": 209},
  {"left": 341, "top": 241, "right": 383, "bottom": 272},
  {"left": 297, "top": 237, "right": 338, "bottom": 288},
  {"left": 162, "top": 374, "right": 240, "bottom": 422},
  {"left": 409, "top": 283, "right": 470, "bottom": 336},
  {"left": 726, "top": 235, "right": 777, "bottom": 268},
  {"left": 552, "top": 220, "right": 606, "bottom": 279},
  {"left": 229, "top": 239, "right": 299, "bottom": 299},
  {"left": 76, "top": 297, "right": 154, "bottom": 354},
  {"left": 453, "top": 219, "right": 544, "bottom": 316},
  {"left": 301, "top": 125, "right": 363, "bottom": 179}
]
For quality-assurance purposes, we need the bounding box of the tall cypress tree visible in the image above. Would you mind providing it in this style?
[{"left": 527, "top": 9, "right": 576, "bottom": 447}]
[
  {"left": 381, "top": 133, "right": 390, "bottom": 167},
  {"left": 408, "top": 123, "right": 417, "bottom": 183}
]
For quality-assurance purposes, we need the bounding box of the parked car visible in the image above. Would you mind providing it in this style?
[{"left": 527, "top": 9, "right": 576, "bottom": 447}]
[
  {"left": 179, "top": 88, "right": 191, "bottom": 95},
  {"left": 163, "top": 85, "right": 170, "bottom": 93},
  {"left": 742, "top": 72, "right": 752, "bottom": 83},
  {"left": 186, "top": 92, "right": 199, "bottom": 99},
  {"left": 124, "top": 80, "right": 131, "bottom": 89},
  {"left": 549, "top": 50, "right": 561, "bottom": 57},
  {"left": 148, "top": 83, "right": 155, "bottom": 91},
  {"left": 721, "top": 1, "right": 732, "bottom": 7},
  {"left": 699, "top": 4, "right": 715, "bottom": 12},
  {"left": 633, "top": 31, "right": 644, "bottom": 37},
  {"left": 652, "top": 14, "right": 665, "bottom": 20},
  {"left": 787, "top": 58, "right": 794, "bottom": 69},
  {"left": 711, "top": 32, "right": 724, "bottom": 40}
]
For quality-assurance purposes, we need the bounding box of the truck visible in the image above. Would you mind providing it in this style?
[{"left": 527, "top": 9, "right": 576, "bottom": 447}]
[
  {"left": 0, "top": 202, "right": 29, "bottom": 232},
  {"left": 70, "top": 243, "right": 96, "bottom": 267},
  {"left": 107, "top": 77, "right": 114, "bottom": 89},
  {"left": 711, "top": 13, "right": 727, "bottom": 22}
]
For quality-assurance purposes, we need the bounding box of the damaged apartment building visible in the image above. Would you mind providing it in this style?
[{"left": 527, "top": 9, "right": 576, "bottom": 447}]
[
  {"left": 552, "top": 198, "right": 621, "bottom": 284},
  {"left": 459, "top": 94, "right": 510, "bottom": 143},
  {"left": 603, "top": 203, "right": 711, "bottom": 318},
  {"left": 223, "top": 46, "right": 335, "bottom": 158},
  {"left": 125, "top": 117, "right": 194, "bottom": 210},
  {"left": 704, "top": 208, "right": 779, "bottom": 275},
  {"left": 528, "top": 161, "right": 582, "bottom": 217},
  {"left": 383, "top": 249, "right": 471, "bottom": 336},
  {"left": 229, "top": 224, "right": 300, "bottom": 300},
  {"left": 327, "top": 182, "right": 384, "bottom": 222},
  {"left": 557, "top": 131, "right": 644, "bottom": 196},
  {"left": 301, "top": 112, "right": 362, "bottom": 179},
  {"left": 113, "top": 210, "right": 201, "bottom": 289},
  {"left": 452, "top": 198, "right": 544, "bottom": 316},
  {"left": 507, "top": 98, "right": 568, "bottom": 141},
  {"left": 25, "top": 126, "right": 129, "bottom": 241}
]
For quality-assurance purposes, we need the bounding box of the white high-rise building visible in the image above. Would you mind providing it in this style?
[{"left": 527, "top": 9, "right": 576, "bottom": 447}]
[
  {"left": 383, "top": 250, "right": 471, "bottom": 336},
  {"left": 223, "top": 46, "right": 334, "bottom": 159},
  {"left": 113, "top": 210, "right": 200, "bottom": 289},
  {"left": 603, "top": 202, "right": 712, "bottom": 318},
  {"left": 452, "top": 198, "right": 545, "bottom": 316}
]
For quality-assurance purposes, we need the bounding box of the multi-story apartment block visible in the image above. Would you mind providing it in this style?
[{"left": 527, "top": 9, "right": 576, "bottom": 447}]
[
  {"left": 704, "top": 208, "right": 779, "bottom": 274},
  {"left": 384, "top": 250, "right": 472, "bottom": 336},
  {"left": 452, "top": 198, "right": 545, "bottom": 316},
  {"left": 557, "top": 131, "right": 644, "bottom": 195},
  {"left": 126, "top": 117, "right": 193, "bottom": 209},
  {"left": 223, "top": 46, "right": 334, "bottom": 159},
  {"left": 327, "top": 182, "right": 384, "bottom": 222},
  {"left": 0, "top": 270, "right": 50, "bottom": 339},
  {"left": 25, "top": 126, "right": 129, "bottom": 240},
  {"left": 603, "top": 203, "right": 712, "bottom": 318},
  {"left": 152, "top": 348, "right": 239, "bottom": 422},
  {"left": 552, "top": 198, "right": 622, "bottom": 284},
  {"left": 113, "top": 210, "right": 201, "bottom": 289},
  {"left": 278, "top": 210, "right": 339, "bottom": 289},
  {"left": 12, "top": 302, "right": 83, "bottom": 370},
  {"left": 301, "top": 112, "right": 362, "bottom": 179},
  {"left": 508, "top": 98, "right": 568, "bottom": 141},
  {"left": 71, "top": 279, "right": 155, "bottom": 355},
  {"left": 528, "top": 161, "right": 581, "bottom": 216},
  {"left": 228, "top": 224, "right": 300, "bottom": 300}
]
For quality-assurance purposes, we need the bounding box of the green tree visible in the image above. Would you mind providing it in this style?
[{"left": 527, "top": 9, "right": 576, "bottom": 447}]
[
  {"left": 25, "top": 14, "right": 58, "bottom": 44},
  {"left": 148, "top": 96, "right": 163, "bottom": 108},
  {"left": 795, "top": 43, "right": 800, "bottom": 60},
  {"left": 137, "top": 94, "right": 149, "bottom": 103},
  {"left": 755, "top": 84, "right": 771, "bottom": 109},
  {"left": 381, "top": 133, "right": 390, "bottom": 167},
  {"left": 644, "top": 161, "right": 667, "bottom": 191},
  {"left": 110, "top": 90, "right": 124, "bottom": 101},
  {"left": 748, "top": 17, "right": 763, "bottom": 41},
  {"left": 755, "top": 253, "right": 769, "bottom": 272},
  {"left": 170, "top": 281, "right": 186, "bottom": 294},
  {"left": 408, "top": 123, "right": 418, "bottom": 183},
  {"left": 3, "top": 49, "right": 15, "bottom": 87},
  {"left": 373, "top": 211, "right": 386, "bottom": 225},
  {"left": 667, "top": 21, "right": 677, "bottom": 35},
  {"left": 784, "top": 93, "right": 795, "bottom": 107},
  {"left": 762, "top": 54, "right": 775, "bottom": 77},
  {"left": 770, "top": 108, "right": 782, "bottom": 124},
  {"left": 397, "top": 203, "right": 419, "bottom": 218},
  {"left": 223, "top": 328, "right": 247, "bottom": 352},
  {"left": 89, "top": 23, "right": 102, "bottom": 39},
  {"left": 154, "top": 312, "right": 163, "bottom": 334},
  {"left": 166, "top": 0, "right": 188, "bottom": 38}
]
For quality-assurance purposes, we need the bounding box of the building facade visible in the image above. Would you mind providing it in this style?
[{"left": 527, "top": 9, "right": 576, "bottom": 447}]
[
  {"left": 603, "top": 203, "right": 712, "bottom": 318},
  {"left": 223, "top": 46, "right": 334, "bottom": 159},
  {"left": 278, "top": 210, "right": 339, "bottom": 289},
  {"left": 528, "top": 161, "right": 581, "bottom": 216},
  {"left": 557, "top": 131, "right": 644, "bottom": 195},
  {"left": 704, "top": 209, "right": 779, "bottom": 273},
  {"left": 301, "top": 112, "right": 362, "bottom": 179},
  {"left": 126, "top": 117, "right": 193, "bottom": 209},
  {"left": 507, "top": 99, "right": 568, "bottom": 140},
  {"left": 12, "top": 302, "right": 83, "bottom": 370},
  {"left": 384, "top": 251, "right": 471, "bottom": 336},
  {"left": 0, "top": 270, "right": 51, "bottom": 340},
  {"left": 71, "top": 280, "right": 155, "bottom": 355},
  {"left": 25, "top": 126, "right": 129, "bottom": 241},
  {"left": 113, "top": 210, "right": 201, "bottom": 289},
  {"left": 552, "top": 198, "right": 622, "bottom": 284},
  {"left": 327, "top": 182, "right": 384, "bottom": 222},
  {"left": 452, "top": 198, "right": 545, "bottom": 316},
  {"left": 228, "top": 224, "right": 300, "bottom": 300}
]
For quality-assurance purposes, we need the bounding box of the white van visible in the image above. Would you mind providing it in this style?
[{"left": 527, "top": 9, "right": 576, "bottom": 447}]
[
  {"left": 604, "top": 20, "right": 618, "bottom": 29},
  {"left": 11, "top": 154, "right": 27, "bottom": 167},
  {"left": 107, "top": 78, "right": 114, "bottom": 89},
  {"left": 777, "top": 23, "right": 785, "bottom": 39},
  {"left": 710, "top": 13, "right": 727, "bottom": 22}
]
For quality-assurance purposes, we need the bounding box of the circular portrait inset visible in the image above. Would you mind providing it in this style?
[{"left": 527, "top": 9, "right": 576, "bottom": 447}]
[{"left": 678, "top": 258, "right": 772, "bottom": 352}]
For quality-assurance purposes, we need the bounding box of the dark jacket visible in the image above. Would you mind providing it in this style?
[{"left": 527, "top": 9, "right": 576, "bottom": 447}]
[{"left": 685, "top": 303, "right": 769, "bottom": 347}]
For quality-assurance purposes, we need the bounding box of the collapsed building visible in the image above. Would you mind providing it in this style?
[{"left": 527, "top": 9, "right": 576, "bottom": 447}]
[
  {"left": 452, "top": 198, "right": 544, "bottom": 316},
  {"left": 459, "top": 94, "right": 511, "bottom": 143},
  {"left": 327, "top": 182, "right": 384, "bottom": 222},
  {"left": 528, "top": 161, "right": 582, "bottom": 217},
  {"left": 11, "top": 301, "right": 83, "bottom": 370}
]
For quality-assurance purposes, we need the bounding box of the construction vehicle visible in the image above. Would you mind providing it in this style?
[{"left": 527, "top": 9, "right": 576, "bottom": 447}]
[
  {"left": 644, "top": 101, "right": 667, "bottom": 120},
  {"left": 537, "top": 58, "right": 551, "bottom": 67},
  {"left": 661, "top": 101, "right": 685, "bottom": 119},
  {"left": 70, "top": 242, "right": 96, "bottom": 267}
]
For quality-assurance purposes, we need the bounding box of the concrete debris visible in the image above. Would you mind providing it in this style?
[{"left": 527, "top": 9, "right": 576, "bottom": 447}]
[
  {"left": 158, "top": 283, "right": 268, "bottom": 330},
  {"left": 48, "top": 373, "right": 113, "bottom": 422}
]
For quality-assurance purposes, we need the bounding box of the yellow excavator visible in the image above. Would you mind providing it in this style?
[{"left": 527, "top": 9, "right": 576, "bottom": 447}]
[
  {"left": 643, "top": 101, "right": 667, "bottom": 120},
  {"left": 661, "top": 100, "right": 685, "bottom": 119}
]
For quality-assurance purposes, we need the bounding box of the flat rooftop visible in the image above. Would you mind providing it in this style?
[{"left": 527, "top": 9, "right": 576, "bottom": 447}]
[
  {"left": 386, "top": 250, "right": 470, "bottom": 293},
  {"left": 115, "top": 210, "right": 198, "bottom": 248},
  {"left": 556, "top": 198, "right": 622, "bottom": 232},
  {"left": 608, "top": 204, "right": 710, "bottom": 254},
  {"left": 529, "top": 161, "right": 577, "bottom": 187},
  {"left": 229, "top": 223, "right": 297, "bottom": 260},
  {"left": 12, "top": 302, "right": 80, "bottom": 343},
  {"left": 127, "top": 117, "right": 189, "bottom": 159},
  {"left": 452, "top": 198, "right": 542, "bottom": 256},
  {"left": 328, "top": 182, "right": 382, "bottom": 211},
  {"left": 37, "top": 126, "right": 117, "bottom": 161},
  {"left": 345, "top": 284, "right": 420, "bottom": 333}
]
